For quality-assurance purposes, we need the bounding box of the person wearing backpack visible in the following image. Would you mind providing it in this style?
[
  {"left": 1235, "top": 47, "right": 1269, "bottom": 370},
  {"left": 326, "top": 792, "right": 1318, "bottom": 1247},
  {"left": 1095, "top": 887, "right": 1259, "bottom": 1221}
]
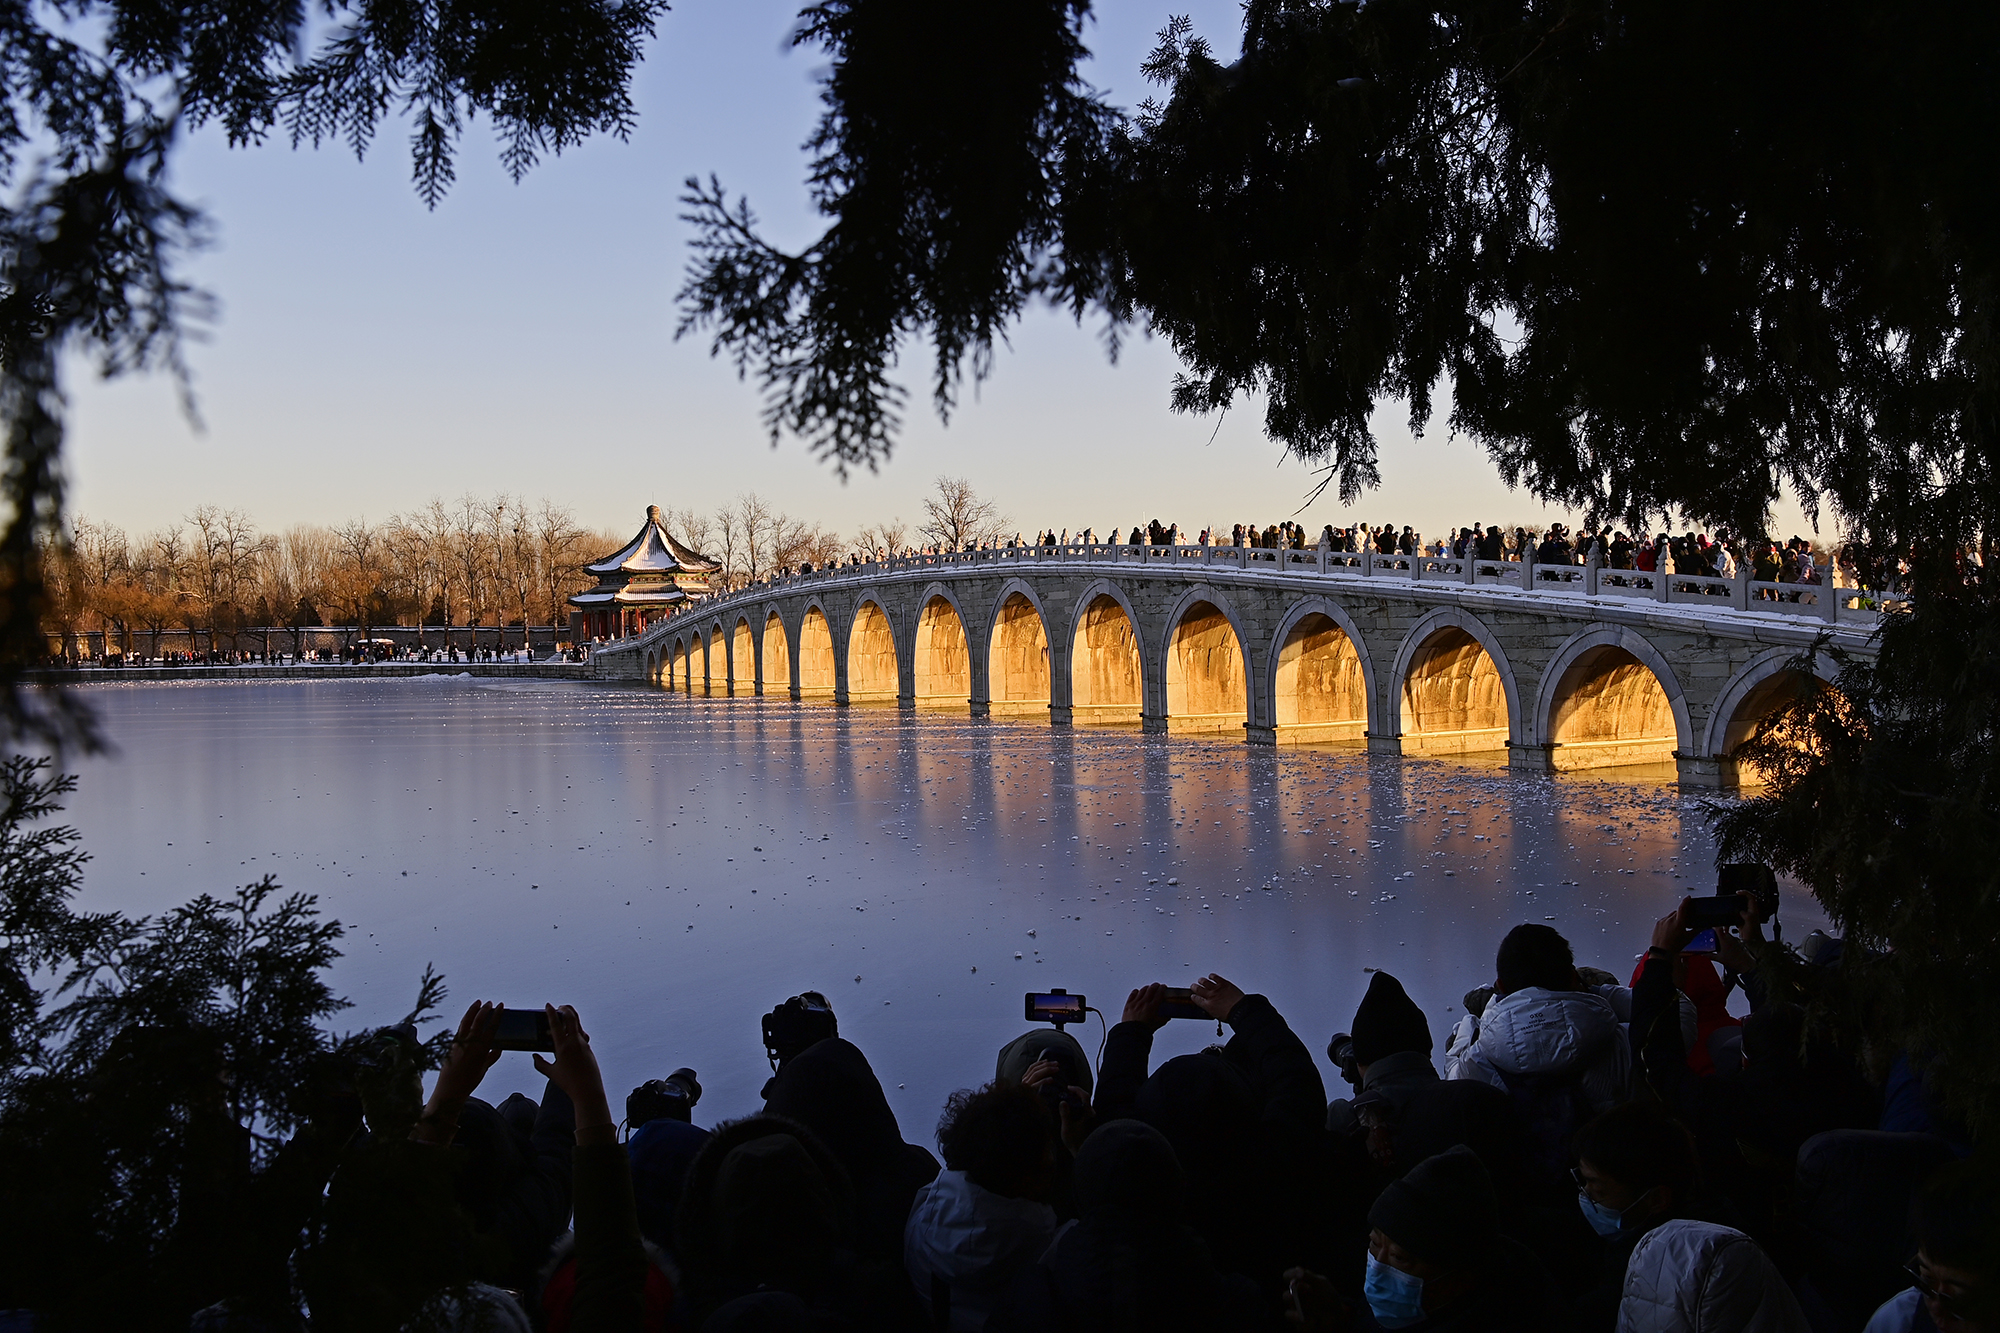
[{"left": 1443, "top": 925, "right": 1632, "bottom": 1184}]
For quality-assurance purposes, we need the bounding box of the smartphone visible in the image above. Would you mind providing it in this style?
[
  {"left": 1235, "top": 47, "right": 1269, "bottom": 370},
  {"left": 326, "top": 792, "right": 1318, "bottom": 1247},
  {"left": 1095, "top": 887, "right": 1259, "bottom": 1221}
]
[
  {"left": 491, "top": 1007, "right": 554, "bottom": 1052},
  {"left": 1685, "top": 928, "right": 1719, "bottom": 954},
  {"left": 1025, "top": 991, "right": 1085, "bottom": 1025},
  {"left": 1682, "top": 895, "right": 1747, "bottom": 930},
  {"left": 1159, "top": 987, "right": 1207, "bottom": 1021}
]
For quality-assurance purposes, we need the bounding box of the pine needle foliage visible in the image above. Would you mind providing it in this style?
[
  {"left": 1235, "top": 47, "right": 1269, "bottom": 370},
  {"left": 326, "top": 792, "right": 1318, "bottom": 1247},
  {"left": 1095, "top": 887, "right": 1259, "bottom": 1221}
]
[
  {"left": 684, "top": 0, "right": 2000, "bottom": 558},
  {"left": 0, "top": 754, "right": 449, "bottom": 1329},
  {"left": 677, "top": 0, "right": 1126, "bottom": 476},
  {"left": 1710, "top": 561, "right": 2000, "bottom": 1132}
]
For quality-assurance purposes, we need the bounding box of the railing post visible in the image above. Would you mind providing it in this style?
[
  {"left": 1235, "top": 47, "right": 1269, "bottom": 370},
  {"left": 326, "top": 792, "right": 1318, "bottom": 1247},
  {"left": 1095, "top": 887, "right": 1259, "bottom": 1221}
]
[
  {"left": 1733, "top": 565, "right": 1749, "bottom": 611},
  {"left": 1411, "top": 553, "right": 1423, "bottom": 582},
  {"left": 1584, "top": 561, "right": 1598, "bottom": 598},
  {"left": 1361, "top": 547, "right": 1373, "bottom": 577},
  {"left": 1820, "top": 564, "right": 1840, "bottom": 623},
  {"left": 1462, "top": 550, "right": 1476, "bottom": 585},
  {"left": 1655, "top": 553, "right": 1672, "bottom": 603},
  {"left": 1517, "top": 553, "right": 1531, "bottom": 592}
]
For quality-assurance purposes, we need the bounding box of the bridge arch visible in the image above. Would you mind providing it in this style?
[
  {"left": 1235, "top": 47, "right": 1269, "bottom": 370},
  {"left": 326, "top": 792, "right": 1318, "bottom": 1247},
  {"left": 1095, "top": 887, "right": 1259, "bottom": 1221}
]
[
  {"left": 1701, "top": 648, "right": 1840, "bottom": 784},
  {"left": 1067, "top": 579, "right": 1145, "bottom": 726},
  {"left": 708, "top": 621, "right": 727, "bottom": 693},
  {"left": 847, "top": 595, "right": 900, "bottom": 703},
  {"left": 761, "top": 608, "right": 791, "bottom": 697},
  {"left": 1162, "top": 586, "right": 1253, "bottom": 734},
  {"left": 731, "top": 617, "right": 755, "bottom": 693},
  {"left": 913, "top": 585, "right": 972, "bottom": 709},
  {"left": 646, "top": 650, "right": 659, "bottom": 686},
  {"left": 1268, "top": 597, "right": 1375, "bottom": 746},
  {"left": 1532, "top": 626, "right": 1691, "bottom": 771},
  {"left": 797, "top": 602, "right": 836, "bottom": 699},
  {"left": 1389, "top": 607, "right": 1522, "bottom": 756},
  {"left": 670, "top": 636, "right": 690, "bottom": 693},
  {"left": 987, "top": 579, "right": 1051, "bottom": 717}
]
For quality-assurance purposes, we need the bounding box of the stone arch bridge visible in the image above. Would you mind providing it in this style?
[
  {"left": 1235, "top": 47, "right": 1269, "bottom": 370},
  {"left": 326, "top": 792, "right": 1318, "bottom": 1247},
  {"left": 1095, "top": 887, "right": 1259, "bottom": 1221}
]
[{"left": 593, "top": 543, "right": 1884, "bottom": 788}]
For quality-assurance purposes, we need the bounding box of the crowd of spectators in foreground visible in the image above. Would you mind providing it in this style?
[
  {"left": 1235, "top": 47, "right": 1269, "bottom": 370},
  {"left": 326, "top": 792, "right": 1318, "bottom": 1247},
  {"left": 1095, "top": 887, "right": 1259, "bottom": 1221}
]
[{"left": 173, "top": 876, "right": 1992, "bottom": 1333}]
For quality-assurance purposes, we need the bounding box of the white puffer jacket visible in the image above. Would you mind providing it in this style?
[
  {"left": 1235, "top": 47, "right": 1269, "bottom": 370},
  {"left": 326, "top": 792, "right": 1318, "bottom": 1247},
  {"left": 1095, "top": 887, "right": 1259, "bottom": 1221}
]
[
  {"left": 904, "top": 1169, "right": 1058, "bottom": 1332},
  {"left": 1617, "top": 1220, "right": 1809, "bottom": 1333},
  {"left": 1443, "top": 984, "right": 1633, "bottom": 1113}
]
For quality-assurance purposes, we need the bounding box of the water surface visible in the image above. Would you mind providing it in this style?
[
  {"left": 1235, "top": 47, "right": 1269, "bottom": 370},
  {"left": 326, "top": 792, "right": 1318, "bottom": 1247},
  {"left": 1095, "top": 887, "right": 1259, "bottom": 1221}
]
[{"left": 63, "top": 678, "right": 1787, "bottom": 1137}]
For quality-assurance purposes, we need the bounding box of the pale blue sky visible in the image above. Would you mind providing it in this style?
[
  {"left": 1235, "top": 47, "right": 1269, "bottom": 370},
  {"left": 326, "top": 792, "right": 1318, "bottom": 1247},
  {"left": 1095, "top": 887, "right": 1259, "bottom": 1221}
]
[{"left": 63, "top": 1, "right": 1812, "bottom": 544}]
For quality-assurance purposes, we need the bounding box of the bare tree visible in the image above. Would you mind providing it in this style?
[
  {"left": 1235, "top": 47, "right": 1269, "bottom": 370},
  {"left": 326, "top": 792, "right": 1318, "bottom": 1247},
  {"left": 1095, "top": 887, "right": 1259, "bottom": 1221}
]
[
  {"left": 452, "top": 494, "right": 489, "bottom": 630},
  {"left": 485, "top": 496, "right": 521, "bottom": 645},
  {"left": 70, "top": 518, "right": 135, "bottom": 655},
  {"left": 219, "top": 511, "right": 273, "bottom": 605},
  {"left": 854, "top": 518, "right": 909, "bottom": 557},
  {"left": 664, "top": 506, "right": 714, "bottom": 561},
  {"left": 383, "top": 516, "right": 434, "bottom": 644},
  {"left": 735, "top": 493, "right": 776, "bottom": 584},
  {"left": 496, "top": 496, "right": 536, "bottom": 653},
  {"left": 332, "top": 518, "right": 380, "bottom": 647},
  {"left": 148, "top": 526, "right": 187, "bottom": 593},
  {"left": 918, "top": 476, "right": 1008, "bottom": 551},
  {"left": 769, "top": 516, "right": 844, "bottom": 571},
  {"left": 533, "top": 499, "right": 586, "bottom": 631},
  {"left": 277, "top": 526, "right": 335, "bottom": 607},
  {"left": 711, "top": 507, "right": 741, "bottom": 593}
]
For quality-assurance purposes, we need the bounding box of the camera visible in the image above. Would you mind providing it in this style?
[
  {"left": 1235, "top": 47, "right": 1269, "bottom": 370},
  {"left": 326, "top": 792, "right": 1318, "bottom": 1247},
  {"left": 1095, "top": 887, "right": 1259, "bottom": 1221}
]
[
  {"left": 1684, "top": 865, "right": 1781, "bottom": 933},
  {"left": 1158, "top": 987, "right": 1207, "bottom": 1021},
  {"left": 762, "top": 991, "right": 838, "bottom": 1070},
  {"left": 626, "top": 1067, "right": 701, "bottom": 1129},
  {"left": 1715, "top": 863, "right": 1780, "bottom": 920},
  {"left": 1327, "top": 1032, "right": 1362, "bottom": 1090}
]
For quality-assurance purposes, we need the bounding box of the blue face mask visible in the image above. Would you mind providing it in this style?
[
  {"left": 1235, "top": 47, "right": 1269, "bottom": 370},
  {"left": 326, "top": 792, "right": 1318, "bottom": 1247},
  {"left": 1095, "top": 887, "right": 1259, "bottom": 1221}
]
[
  {"left": 1577, "top": 1185, "right": 1654, "bottom": 1237},
  {"left": 1364, "top": 1252, "right": 1427, "bottom": 1329}
]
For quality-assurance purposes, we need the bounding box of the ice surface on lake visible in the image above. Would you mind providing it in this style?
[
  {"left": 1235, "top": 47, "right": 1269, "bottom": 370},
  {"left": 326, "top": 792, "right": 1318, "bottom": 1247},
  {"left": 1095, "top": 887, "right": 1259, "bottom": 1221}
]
[{"left": 63, "top": 677, "right": 1802, "bottom": 1140}]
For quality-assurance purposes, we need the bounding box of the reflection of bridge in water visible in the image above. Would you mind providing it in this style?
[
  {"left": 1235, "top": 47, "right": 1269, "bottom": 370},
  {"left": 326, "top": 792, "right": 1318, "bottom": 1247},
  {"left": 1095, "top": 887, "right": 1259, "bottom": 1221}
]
[{"left": 592, "top": 544, "right": 1887, "bottom": 789}]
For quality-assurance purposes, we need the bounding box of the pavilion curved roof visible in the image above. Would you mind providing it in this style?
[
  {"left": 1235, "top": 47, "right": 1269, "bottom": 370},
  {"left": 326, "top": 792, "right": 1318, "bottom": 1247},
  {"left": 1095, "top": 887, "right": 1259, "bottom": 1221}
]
[
  {"left": 584, "top": 504, "right": 722, "bottom": 575},
  {"left": 569, "top": 587, "right": 685, "bottom": 606}
]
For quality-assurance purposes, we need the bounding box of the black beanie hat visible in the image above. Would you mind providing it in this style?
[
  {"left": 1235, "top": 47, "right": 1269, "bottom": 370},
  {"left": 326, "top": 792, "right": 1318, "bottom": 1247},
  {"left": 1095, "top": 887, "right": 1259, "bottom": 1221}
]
[
  {"left": 1350, "top": 971, "right": 1433, "bottom": 1066},
  {"left": 1367, "top": 1145, "right": 1496, "bottom": 1268}
]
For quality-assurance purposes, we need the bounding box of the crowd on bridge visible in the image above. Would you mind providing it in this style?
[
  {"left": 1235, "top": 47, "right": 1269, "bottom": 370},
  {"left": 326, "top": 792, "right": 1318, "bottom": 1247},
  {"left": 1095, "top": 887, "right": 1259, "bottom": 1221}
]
[
  {"left": 742, "top": 520, "right": 1903, "bottom": 607},
  {"left": 167, "top": 875, "right": 1986, "bottom": 1333}
]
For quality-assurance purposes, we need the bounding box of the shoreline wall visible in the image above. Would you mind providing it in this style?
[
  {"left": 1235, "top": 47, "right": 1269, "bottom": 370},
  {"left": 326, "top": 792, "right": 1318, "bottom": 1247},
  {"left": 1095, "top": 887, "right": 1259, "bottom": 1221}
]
[{"left": 28, "top": 663, "right": 600, "bottom": 685}]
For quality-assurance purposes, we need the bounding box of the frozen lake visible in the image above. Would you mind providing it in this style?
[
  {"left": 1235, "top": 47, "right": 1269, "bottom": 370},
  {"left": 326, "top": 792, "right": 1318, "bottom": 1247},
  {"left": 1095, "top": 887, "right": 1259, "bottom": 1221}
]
[{"left": 61, "top": 676, "right": 1777, "bottom": 1138}]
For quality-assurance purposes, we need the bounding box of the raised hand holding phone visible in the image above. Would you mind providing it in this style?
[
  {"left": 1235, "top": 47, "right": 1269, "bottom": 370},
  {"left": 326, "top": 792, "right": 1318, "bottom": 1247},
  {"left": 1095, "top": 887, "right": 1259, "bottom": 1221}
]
[
  {"left": 411, "top": 1000, "right": 504, "bottom": 1144},
  {"left": 533, "top": 1003, "right": 614, "bottom": 1134}
]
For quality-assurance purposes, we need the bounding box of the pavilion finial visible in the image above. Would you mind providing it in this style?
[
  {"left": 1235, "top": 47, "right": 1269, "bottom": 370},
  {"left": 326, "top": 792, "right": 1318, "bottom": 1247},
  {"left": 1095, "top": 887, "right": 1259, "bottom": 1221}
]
[{"left": 647, "top": 504, "right": 663, "bottom": 525}]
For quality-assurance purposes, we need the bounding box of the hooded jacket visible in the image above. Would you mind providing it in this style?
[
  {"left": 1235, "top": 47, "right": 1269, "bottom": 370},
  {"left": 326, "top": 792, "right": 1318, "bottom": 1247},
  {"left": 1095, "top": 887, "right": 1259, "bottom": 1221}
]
[
  {"left": 903, "top": 1169, "right": 1057, "bottom": 1332},
  {"left": 764, "top": 1038, "right": 941, "bottom": 1270},
  {"left": 672, "top": 1113, "right": 857, "bottom": 1324},
  {"left": 1616, "top": 1220, "right": 1809, "bottom": 1333},
  {"left": 1444, "top": 985, "right": 1632, "bottom": 1115}
]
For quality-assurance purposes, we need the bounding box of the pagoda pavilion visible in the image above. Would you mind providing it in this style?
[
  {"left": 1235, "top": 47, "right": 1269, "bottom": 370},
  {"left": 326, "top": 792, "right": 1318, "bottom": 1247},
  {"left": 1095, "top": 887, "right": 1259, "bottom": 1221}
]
[{"left": 567, "top": 504, "right": 722, "bottom": 643}]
